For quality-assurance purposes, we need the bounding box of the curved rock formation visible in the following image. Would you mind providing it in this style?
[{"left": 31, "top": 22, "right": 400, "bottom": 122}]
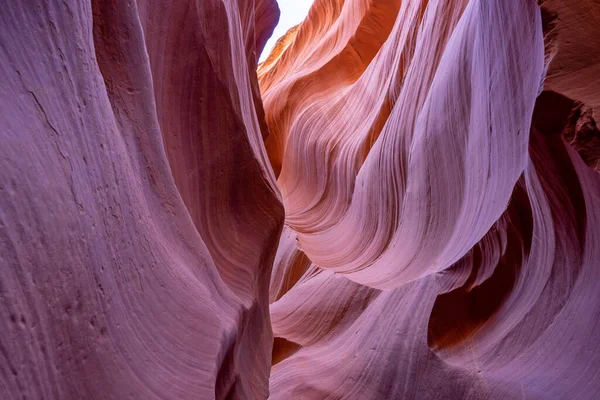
[
  {"left": 1, "top": 0, "right": 282, "bottom": 398},
  {"left": 1, "top": 0, "right": 600, "bottom": 399},
  {"left": 260, "top": 0, "right": 600, "bottom": 398}
]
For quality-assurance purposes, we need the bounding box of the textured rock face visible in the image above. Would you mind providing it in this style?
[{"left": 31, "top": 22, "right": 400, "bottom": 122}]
[
  {"left": 259, "top": 0, "right": 600, "bottom": 398},
  {"left": 0, "top": 0, "right": 282, "bottom": 398},
  {"left": 1, "top": 1, "right": 600, "bottom": 400}
]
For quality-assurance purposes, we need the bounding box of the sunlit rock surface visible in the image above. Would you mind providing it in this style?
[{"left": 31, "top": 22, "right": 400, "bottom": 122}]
[
  {"left": 1, "top": 0, "right": 600, "bottom": 399},
  {"left": 259, "top": 0, "right": 600, "bottom": 398}
]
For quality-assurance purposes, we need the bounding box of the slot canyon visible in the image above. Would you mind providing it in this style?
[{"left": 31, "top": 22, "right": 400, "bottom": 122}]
[{"left": 1, "top": 0, "right": 600, "bottom": 398}]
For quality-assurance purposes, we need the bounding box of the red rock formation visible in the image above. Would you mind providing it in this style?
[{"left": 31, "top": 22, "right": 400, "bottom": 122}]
[
  {"left": 0, "top": 0, "right": 282, "bottom": 398},
  {"left": 1, "top": 0, "right": 600, "bottom": 399},
  {"left": 260, "top": 0, "right": 600, "bottom": 398}
]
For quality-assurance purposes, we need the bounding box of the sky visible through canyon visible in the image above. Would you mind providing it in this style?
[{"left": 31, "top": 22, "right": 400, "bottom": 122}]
[{"left": 259, "top": 0, "right": 314, "bottom": 62}]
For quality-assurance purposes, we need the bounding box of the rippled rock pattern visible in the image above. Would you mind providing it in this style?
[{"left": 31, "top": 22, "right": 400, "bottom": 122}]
[{"left": 1, "top": 0, "right": 600, "bottom": 399}]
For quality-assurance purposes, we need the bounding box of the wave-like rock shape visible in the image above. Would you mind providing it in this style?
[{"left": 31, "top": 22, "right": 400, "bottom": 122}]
[
  {"left": 1, "top": 0, "right": 282, "bottom": 398},
  {"left": 260, "top": 0, "right": 600, "bottom": 398},
  {"left": 1, "top": 0, "right": 600, "bottom": 399}
]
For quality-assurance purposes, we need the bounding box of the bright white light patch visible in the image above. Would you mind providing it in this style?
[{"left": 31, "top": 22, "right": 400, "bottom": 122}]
[{"left": 259, "top": 0, "right": 315, "bottom": 62}]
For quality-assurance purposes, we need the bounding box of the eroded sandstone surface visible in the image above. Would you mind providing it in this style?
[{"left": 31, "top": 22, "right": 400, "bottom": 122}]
[{"left": 1, "top": 0, "right": 600, "bottom": 399}]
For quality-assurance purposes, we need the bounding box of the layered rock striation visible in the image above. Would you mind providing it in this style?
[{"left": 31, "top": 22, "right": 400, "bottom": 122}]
[{"left": 1, "top": 0, "right": 600, "bottom": 399}]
